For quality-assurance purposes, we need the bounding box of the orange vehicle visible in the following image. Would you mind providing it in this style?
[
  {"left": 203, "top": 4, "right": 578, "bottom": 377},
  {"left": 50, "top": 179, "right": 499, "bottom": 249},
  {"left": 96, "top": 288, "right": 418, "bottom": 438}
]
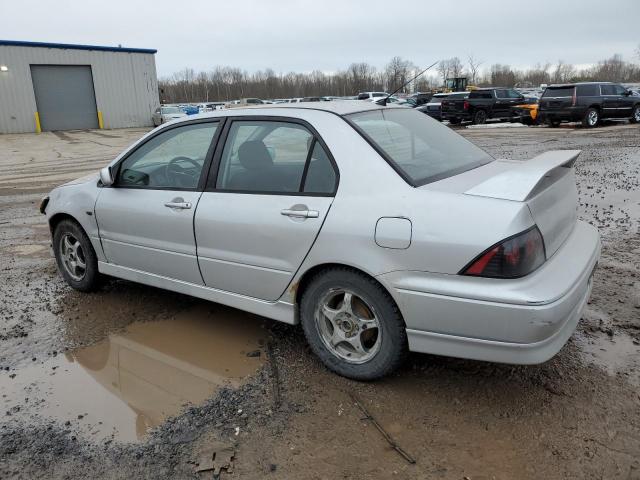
[{"left": 512, "top": 97, "right": 540, "bottom": 125}]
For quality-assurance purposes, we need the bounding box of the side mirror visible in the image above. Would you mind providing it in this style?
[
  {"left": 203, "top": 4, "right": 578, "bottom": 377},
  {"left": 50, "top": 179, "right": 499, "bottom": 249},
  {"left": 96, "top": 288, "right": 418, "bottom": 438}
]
[
  {"left": 99, "top": 166, "right": 114, "bottom": 187},
  {"left": 624, "top": 90, "right": 632, "bottom": 96}
]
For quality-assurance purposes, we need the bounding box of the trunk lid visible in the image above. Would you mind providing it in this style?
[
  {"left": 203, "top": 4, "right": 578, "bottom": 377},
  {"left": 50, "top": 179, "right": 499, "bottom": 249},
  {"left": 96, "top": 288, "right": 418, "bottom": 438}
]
[{"left": 463, "top": 150, "right": 580, "bottom": 257}]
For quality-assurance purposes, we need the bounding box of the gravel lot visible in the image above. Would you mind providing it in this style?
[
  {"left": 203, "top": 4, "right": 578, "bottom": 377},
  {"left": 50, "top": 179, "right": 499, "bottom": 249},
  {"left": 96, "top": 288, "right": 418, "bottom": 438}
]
[{"left": 0, "top": 123, "right": 639, "bottom": 479}]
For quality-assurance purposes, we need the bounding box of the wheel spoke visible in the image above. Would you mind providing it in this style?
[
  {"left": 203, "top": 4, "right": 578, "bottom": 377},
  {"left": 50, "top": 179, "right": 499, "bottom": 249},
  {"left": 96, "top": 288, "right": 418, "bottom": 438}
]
[
  {"left": 63, "top": 236, "right": 73, "bottom": 252},
  {"left": 75, "top": 254, "right": 86, "bottom": 269},
  {"left": 329, "top": 326, "right": 346, "bottom": 347},
  {"left": 345, "top": 334, "right": 366, "bottom": 355},
  {"left": 341, "top": 292, "right": 354, "bottom": 315},
  {"left": 322, "top": 304, "right": 340, "bottom": 323}
]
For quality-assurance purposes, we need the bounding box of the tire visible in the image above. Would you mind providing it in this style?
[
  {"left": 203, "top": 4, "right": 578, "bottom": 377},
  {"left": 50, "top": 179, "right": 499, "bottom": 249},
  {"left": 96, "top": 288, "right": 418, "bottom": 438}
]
[
  {"left": 53, "top": 219, "right": 102, "bottom": 292},
  {"left": 547, "top": 118, "right": 561, "bottom": 128},
  {"left": 631, "top": 105, "right": 640, "bottom": 124},
  {"left": 582, "top": 107, "right": 599, "bottom": 128},
  {"left": 472, "top": 110, "right": 487, "bottom": 125},
  {"left": 300, "top": 268, "right": 408, "bottom": 380}
]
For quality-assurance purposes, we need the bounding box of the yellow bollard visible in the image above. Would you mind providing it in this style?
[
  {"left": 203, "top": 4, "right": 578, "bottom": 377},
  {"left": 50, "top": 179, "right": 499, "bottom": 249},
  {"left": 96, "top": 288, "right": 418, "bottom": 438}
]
[
  {"left": 34, "top": 112, "right": 42, "bottom": 133},
  {"left": 97, "top": 111, "right": 104, "bottom": 129}
]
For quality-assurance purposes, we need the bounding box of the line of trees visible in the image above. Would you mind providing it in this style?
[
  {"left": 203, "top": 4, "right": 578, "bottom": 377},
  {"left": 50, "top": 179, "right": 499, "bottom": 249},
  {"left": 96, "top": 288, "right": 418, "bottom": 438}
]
[{"left": 159, "top": 50, "right": 640, "bottom": 103}]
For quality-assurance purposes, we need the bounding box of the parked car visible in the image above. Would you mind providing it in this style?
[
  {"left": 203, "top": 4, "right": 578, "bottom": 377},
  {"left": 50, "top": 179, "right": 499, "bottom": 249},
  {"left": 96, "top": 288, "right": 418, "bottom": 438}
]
[
  {"left": 442, "top": 88, "right": 524, "bottom": 124},
  {"left": 409, "top": 92, "right": 433, "bottom": 107},
  {"left": 196, "top": 102, "right": 225, "bottom": 113},
  {"left": 416, "top": 93, "right": 449, "bottom": 121},
  {"left": 538, "top": 82, "right": 640, "bottom": 128},
  {"left": 152, "top": 106, "right": 187, "bottom": 126},
  {"left": 510, "top": 97, "right": 540, "bottom": 125},
  {"left": 439, "top": 92, "right": 471, "bottom": 123},
  {"left": 42, "top": 102, "right": 600, "bottom": 380},
  {"left": 357, "top": 91, "right": 388, "bottom": 100},
  {"left": 181, "top": 105, "right": 200, "bottom": 115}
]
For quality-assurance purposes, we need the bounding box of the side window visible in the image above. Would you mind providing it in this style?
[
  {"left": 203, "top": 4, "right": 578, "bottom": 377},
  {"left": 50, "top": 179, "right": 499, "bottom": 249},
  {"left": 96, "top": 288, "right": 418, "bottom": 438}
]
[
  {"left": 216, "top": 121, "right": 311, "bottom": 193},
  {"left": 116, "top": 122, "right": 218, "bottom": 189},
  {"left": 303, "top": 141, "right": 337, "bottom": 194},
  {"left": 613, "top": 85, "right": 627, "bottom": 96},
  {"left": 495, "top": 90, "right": 507, "bottom": 98},
  {"left": 600, "top": 85, "right": 615, "bottom": 95},
  {"left": 576, "top": 85, "right": 598, "bottom": 96},
  {"left": 507, "top": 89, "right": 523, "bottom": 99}
]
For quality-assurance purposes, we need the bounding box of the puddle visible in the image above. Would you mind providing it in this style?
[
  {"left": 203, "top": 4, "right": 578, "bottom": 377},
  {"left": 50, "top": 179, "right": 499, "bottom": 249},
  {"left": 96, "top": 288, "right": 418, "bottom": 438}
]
[
  {"left": 578, "top": 332, "right": 640, "bottom": 385},
  {"left": 0, "top": 304, "right": 265, "bottom": 442}
]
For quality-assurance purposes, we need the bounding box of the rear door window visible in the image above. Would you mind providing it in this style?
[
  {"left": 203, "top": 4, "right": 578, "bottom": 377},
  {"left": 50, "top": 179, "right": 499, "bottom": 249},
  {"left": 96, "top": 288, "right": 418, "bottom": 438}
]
[{"left": 495, "top": 90, "right": 508, "bottom": 98}]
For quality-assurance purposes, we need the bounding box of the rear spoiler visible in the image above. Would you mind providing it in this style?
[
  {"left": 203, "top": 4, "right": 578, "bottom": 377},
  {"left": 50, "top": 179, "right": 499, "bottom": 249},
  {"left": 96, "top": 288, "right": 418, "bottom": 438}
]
[{"left": 465, "top": 150, "right": 580, "bottom": 202}]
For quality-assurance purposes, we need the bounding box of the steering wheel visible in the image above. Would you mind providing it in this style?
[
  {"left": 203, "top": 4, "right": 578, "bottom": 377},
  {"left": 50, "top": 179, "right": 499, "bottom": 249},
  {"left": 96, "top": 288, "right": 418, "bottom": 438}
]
[{"left": 165, "top": 156, "right": 201, "bottom": 188}]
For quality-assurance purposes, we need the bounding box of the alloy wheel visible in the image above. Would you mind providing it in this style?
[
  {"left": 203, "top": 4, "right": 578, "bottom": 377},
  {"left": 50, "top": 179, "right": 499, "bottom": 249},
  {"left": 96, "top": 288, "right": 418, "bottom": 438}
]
[
  {"left": 634, "top": 107, "right": 640, "bottom": 122},
  {"left": 588, "top": 110, "right": 598, "bottom": 126},
  {"left": 314, "top": 288, "right": 382, "bottom": 364},
  {"left": 59, "top": 233, "right": 86, "bottom": 281}
]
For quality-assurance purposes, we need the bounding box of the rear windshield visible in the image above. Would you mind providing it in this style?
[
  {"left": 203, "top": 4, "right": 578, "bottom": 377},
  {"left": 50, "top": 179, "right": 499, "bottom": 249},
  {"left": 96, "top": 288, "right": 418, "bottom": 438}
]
[
  {"left": 347, "top": 109, "right": 493, "bottom": 186},
  {"left": 161, "top": 107, "right": 181, "bottom": 114},
  {"left": 429, "top": 96, "right": 447, "bottom": 104},
  {"left": 542, "top": 87, "right": 574, "bottom": 98}
]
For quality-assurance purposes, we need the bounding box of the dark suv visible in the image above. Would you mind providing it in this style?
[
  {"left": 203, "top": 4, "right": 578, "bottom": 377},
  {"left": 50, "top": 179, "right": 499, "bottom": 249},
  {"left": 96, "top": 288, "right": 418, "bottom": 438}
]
[{"left": 539, "top": 82, "right": 640, "bottom": 127}]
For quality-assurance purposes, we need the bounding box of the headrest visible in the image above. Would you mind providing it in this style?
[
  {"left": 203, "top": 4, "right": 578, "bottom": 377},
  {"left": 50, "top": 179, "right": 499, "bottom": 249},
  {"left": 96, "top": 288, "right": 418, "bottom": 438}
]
[{"left": 238, "top": 140, "right": 273, "bottom": 170}]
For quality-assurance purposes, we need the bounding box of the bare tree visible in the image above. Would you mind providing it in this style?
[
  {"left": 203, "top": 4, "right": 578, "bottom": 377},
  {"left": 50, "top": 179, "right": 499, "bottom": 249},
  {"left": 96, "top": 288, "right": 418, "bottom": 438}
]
[
  {"left": 552, "top": 60, "right": 576, "bottom": 83},
  {"left": 437, "top": 59, "right": 451, "bottom": 86},
  {"left": 385, "top": 56, "right": 413, "bottom": 92},
  {"left": 449, "top": 57, "right": 464, "bottom": 78},
  {"left": 467, "top": 55, "right": 483, "bottom": 85}
]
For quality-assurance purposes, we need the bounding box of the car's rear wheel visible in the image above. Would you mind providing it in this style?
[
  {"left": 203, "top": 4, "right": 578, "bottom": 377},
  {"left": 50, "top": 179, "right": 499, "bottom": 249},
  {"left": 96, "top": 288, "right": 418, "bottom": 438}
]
[
  {"left": 582, "top": 108, "right": 599, "bottom": 127},
  {"left": 300, "top": 268, "right": 407, "bottom": 380},
  {"left": 53, "top": 219, "right": 102, "bottom": 292},
  {"left": 472, "top": 110, "right": 487, "bottom": 125},
  {"left": 631, "top": 105, "right": 640, "bottom": 124}
]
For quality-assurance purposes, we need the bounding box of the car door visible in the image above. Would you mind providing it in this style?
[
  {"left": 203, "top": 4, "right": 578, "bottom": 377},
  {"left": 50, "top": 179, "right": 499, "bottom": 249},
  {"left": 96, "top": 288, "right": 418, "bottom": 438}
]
[
  {"left": 95, "top": 119, "right": 221, "bottom": 284},
  {"left": 493, "top": 89, "right": 511, "bottom": 118},
  {"left": 195, "top": 118, "right": 338, "bottom": 301},
  {"left": 612, "top": 84, "right": 633, "bottom": 117},
  {"left": 600, "top": 84, "right": 619, "bottom": 118}
]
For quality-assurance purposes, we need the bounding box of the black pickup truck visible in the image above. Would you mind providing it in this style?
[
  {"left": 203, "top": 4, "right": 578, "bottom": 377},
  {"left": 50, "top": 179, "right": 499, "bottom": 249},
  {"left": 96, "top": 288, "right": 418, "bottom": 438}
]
[{"left": 441, "top": 88, "right": 525, "bottom": 124}]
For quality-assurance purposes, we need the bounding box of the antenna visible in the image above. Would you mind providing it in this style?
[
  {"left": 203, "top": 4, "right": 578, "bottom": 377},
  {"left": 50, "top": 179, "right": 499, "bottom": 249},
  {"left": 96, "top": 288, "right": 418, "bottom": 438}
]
[{"left": 379, "top": 60, "right": 440, "bottom": 106}]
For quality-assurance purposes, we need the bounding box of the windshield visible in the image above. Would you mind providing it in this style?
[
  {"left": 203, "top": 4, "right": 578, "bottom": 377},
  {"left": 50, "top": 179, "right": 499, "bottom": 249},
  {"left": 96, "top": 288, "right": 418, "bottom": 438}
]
[
  {"left": 347, "top": 109, "right": 493, "bottom": 186},
  {"left": 161, "top": 107, "right": 181, "bottom": 114}
]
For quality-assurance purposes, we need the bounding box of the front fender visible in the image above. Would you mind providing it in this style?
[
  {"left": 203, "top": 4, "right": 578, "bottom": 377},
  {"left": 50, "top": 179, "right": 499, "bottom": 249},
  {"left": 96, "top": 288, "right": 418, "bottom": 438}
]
[{"left": 45, "top": 178, "right": 105, "bottom": 262}]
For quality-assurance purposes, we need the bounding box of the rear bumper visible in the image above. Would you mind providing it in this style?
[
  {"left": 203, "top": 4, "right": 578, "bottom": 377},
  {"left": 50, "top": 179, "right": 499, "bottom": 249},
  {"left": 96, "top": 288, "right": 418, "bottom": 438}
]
[
  {"left": 377, "top": 220, "right": 600, "bottom": 364},
  {"left": 442, "top": 111, "right": 471, "bottom": 121},
  {"left": 539, "top": 107, "right": 587, "bottom": 123}
]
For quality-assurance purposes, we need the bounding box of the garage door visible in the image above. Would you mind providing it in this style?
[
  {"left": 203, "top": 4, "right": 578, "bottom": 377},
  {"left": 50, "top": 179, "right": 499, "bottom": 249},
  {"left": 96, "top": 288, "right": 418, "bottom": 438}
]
[{"left": 31, "top": 65, "right": 99, "bottom": 131}]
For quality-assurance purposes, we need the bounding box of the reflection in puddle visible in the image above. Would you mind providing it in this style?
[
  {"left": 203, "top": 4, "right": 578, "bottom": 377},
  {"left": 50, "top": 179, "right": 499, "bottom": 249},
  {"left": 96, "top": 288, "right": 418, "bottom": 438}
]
[{"left": 0, "top": 304, "right": 265, "bottom": 442}]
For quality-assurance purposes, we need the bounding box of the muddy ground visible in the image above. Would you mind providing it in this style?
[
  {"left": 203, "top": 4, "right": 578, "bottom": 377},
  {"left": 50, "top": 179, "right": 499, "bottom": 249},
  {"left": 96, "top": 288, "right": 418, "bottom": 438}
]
[{"left": 0, "top": 123, "right": 639, "bottom": 479}]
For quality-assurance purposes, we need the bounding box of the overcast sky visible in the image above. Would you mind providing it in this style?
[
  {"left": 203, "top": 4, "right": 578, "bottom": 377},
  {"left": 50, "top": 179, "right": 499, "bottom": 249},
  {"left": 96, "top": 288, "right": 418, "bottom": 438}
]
[{"left": 2, "top": 0, "right": 638, "bottom": 77}]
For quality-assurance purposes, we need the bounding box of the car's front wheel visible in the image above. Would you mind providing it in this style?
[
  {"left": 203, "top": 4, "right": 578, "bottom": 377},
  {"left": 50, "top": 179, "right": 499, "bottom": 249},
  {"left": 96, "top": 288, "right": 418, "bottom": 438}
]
[
  {"left": 300, "top": 268, "right": 408, "bottom": 380},
  {"left": 631, "top": 105, "right": 640, "bottom": 124},
  {"left": 53, "top": 219, "right": 102, "bottom": 292}
]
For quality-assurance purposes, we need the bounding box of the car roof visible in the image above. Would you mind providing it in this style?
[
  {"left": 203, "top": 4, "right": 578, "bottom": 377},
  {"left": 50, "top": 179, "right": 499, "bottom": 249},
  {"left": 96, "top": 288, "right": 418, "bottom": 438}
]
[
  {"left": 547, "top": 82, "right": 612, "bottom": 87},
  {"left": 175, "top": 100, "right": 396, "bottom": 120}
]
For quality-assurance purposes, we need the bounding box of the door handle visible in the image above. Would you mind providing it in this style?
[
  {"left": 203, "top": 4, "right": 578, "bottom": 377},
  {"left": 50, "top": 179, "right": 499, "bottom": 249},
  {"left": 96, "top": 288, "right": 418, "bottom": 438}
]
[
  {"left": 281, "top": 208, "right": 319, "bottom": 218},
  {"left": 164, "top": 201, "right": 192, "bottom": 210}
]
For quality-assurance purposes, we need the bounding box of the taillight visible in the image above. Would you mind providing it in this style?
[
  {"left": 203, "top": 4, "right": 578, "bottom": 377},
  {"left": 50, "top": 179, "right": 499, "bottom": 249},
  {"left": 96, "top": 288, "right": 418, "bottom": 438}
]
[
  {"left": 461, "top": 227, "right": 546, "bottom": 278},
  {"left": 463, "top": 101, "right": 469, "bottom": 110}
]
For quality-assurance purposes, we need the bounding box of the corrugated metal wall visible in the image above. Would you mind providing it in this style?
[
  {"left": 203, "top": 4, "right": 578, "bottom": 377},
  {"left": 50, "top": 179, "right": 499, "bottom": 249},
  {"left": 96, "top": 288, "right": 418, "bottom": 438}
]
[{"left": 0, "top": 45, "right": 159, "bottom": 133}]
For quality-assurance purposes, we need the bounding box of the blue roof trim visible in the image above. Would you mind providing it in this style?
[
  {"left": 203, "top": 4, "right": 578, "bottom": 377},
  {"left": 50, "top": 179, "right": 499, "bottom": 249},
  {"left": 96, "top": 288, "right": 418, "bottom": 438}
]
[{"left": 0, "top": 40, "right": 157, "bottom": 54}]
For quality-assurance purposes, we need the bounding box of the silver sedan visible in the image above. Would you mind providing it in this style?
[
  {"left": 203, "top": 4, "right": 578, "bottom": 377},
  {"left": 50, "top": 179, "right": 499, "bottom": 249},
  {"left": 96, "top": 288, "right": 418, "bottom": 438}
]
[{"left": 41, "top": 102, "right": 600, "bottom": 379}]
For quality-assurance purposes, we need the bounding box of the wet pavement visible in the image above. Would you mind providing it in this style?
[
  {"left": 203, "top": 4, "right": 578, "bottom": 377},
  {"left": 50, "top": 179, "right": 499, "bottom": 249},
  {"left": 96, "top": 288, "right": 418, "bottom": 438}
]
[{"left": 0, "top": 125, "right": 639, "bottom": 479}]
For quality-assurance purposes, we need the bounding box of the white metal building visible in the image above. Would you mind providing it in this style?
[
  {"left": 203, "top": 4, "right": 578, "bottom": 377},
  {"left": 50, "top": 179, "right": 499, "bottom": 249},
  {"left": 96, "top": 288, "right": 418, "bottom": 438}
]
[{"left": 0, "top": 40, "right": 159, "bottom": 133}]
